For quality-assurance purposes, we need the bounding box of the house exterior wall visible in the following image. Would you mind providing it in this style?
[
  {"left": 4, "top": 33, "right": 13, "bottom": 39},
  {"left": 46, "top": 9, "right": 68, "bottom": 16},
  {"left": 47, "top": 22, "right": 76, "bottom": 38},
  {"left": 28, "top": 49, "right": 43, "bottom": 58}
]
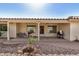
[
  {"left": 30, "top": 23, "right": 58, "bottom": 37},
  {"left": 1, "top": 17, "right": 79, "bottom": 41},
  {"left": 16, "top": 23, "right": 26, "bottom": 33},
  {"left": 15, "top": 23, "right": 70, "bottom": 39},
  {"left": 16, "top": 23, "right": 59, "bottom": 37},
  {"left": 70, "top": 22, "right": 79, "bottom": 41},
  {"left": 58, "top": 23, "right": 70, "bottom": 40},
  {"left": 0, "top": 20, "right": 71, "bottom": 41},
  {"left": 9, "top": 23, "right": 16, "bottom": 38},
  {"left": 39, "top": 23, "right": 58, "bottom": 37}
]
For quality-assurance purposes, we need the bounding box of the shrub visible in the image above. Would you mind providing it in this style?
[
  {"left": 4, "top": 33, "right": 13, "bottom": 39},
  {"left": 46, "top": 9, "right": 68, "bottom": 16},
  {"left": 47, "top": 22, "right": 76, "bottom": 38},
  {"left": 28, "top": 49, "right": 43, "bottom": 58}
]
[{"left": 28, "top": 36, "right": 38, "bottom": 45}]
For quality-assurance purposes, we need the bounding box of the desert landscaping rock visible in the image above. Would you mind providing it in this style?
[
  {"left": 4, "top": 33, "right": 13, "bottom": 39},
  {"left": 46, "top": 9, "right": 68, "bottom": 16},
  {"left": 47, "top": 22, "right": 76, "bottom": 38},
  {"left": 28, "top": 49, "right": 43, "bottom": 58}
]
[
  {"left": 0, "top": 38, "right": 79, "bottom": 55},
  {"left": 0, "top": 53, "right": 78, "bottom": 56}
]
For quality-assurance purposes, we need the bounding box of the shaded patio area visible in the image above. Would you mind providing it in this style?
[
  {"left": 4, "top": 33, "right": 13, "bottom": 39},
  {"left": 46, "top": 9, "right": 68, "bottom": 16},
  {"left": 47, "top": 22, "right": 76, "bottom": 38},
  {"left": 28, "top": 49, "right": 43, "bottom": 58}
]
[{"left": 0, "top": 37, "right": 79, "bottom": 55}]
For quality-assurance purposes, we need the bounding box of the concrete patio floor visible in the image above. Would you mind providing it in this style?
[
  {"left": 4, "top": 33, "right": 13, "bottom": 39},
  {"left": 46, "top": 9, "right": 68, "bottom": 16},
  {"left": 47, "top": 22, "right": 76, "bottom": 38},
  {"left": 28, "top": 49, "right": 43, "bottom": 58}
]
[{"left": 0, "top": 37, "right": 79, "bottom": 55}]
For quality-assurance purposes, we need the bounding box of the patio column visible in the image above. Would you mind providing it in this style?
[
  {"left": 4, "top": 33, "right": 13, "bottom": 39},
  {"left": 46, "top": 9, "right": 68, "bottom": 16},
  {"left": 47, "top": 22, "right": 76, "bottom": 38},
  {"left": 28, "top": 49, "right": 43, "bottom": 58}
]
[
  {"left": 37, "top": 22, "right": 40, "bottom": 41},
  {"left": 7, "top": 21, "right": 10, "bottom": 40}
]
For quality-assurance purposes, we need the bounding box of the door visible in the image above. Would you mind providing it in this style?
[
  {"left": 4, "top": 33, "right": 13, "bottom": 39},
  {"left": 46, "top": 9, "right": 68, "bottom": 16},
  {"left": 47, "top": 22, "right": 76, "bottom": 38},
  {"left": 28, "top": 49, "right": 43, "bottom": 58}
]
[{"left": 40, "top": 26, "right": 44, "bottom": 34}]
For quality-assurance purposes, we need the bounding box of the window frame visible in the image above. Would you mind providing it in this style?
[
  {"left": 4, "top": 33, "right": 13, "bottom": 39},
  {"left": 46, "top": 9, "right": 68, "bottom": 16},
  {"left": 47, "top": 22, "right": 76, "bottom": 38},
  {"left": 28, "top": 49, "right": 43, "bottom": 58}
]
[
  {"left": 27, "top": 25, "right": 36, "bottom": 33},
  {"left": 0, "top": 24, "right": 7, "bottom": 31},
  {"left": 48, "top": 25, "right": 57, "bottom": 33}
]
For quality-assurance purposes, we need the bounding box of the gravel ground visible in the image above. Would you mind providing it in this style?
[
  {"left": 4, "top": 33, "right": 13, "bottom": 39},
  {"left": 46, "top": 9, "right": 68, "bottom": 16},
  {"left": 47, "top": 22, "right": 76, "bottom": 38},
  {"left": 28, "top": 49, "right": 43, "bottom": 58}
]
[
  {"left": 0, "top": 52, "right": 78, "bottom": 56},
  {"left": 0, "top": 38, "right": 79, "bottom": 56}
]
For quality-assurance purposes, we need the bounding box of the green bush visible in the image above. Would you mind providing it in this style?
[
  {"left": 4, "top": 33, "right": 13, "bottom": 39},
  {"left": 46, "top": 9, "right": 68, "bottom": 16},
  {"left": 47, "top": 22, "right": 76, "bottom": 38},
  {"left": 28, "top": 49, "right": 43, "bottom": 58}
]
[{"left": 28, "top": 36, "right": 38, "bottom": 45}]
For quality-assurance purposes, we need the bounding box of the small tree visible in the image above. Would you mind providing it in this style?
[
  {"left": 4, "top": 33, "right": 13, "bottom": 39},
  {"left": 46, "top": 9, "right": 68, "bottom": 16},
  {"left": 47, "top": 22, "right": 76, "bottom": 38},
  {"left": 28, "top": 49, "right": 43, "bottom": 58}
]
[{"left": 22, "top": 35, "right": 38, "bottom": 55}]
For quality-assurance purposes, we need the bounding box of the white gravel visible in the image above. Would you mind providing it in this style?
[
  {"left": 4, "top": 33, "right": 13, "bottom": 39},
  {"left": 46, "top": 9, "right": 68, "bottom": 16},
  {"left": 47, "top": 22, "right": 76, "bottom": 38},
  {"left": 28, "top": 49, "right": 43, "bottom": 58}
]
[
  {"left": 0, "top": 53, "right": 78, "bottom": 56},
  {"left": 0, "top": 38, "right": 79, "bottom": 56}
]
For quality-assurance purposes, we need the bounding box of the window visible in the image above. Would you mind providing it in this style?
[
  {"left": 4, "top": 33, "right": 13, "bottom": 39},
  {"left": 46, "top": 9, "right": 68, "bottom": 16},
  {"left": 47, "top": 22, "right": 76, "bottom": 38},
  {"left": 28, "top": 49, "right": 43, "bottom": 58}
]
[
  {"left": 48, "top": 26, "right": 57, "bottom": 33},
  {"left": 27, "top": 25, "right": 36, "bottom": 33},
  {"left": 0, "top": 24, "right": 7, "bottom": 31}
]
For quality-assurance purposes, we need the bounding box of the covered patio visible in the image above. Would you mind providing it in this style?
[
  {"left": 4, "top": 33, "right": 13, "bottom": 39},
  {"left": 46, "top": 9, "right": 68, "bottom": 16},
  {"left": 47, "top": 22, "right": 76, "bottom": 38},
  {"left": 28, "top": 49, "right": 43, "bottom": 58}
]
[{"left": 5, "top": 19, "right": 70, "bottom": 41}]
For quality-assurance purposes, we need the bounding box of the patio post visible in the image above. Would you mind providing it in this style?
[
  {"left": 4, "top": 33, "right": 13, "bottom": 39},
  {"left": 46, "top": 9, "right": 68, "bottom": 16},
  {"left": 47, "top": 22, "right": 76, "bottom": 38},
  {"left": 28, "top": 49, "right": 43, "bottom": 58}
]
[
  {"left": 37, "top": 22, "right": 40, "bottom": 41},
  {"left": 7, "top": 21, "right": 10, "bottom": 40}
]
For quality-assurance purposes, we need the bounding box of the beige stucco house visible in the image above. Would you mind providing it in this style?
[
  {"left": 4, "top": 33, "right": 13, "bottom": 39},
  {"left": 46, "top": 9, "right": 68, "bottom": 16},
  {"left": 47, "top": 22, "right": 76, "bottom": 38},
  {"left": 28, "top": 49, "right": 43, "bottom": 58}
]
[{"left": 0, "top": 16, "right": 79, "bottom": 41}]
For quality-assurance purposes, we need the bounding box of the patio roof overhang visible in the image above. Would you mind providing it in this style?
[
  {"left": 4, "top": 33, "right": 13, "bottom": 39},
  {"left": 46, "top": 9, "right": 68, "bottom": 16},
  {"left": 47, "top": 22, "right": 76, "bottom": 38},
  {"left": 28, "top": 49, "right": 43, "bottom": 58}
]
[
  {"left": 0, "top": 16, "right": 79, "bottom": 23},
  {"left": 0, "top": 18, "right": 69, "bottom": 23}
]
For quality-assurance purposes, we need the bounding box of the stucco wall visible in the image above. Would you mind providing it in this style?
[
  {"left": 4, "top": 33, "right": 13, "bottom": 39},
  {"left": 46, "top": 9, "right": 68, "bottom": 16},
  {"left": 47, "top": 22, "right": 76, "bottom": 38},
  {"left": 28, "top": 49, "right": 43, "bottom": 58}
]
[
  {"left": 17, "top": 23, "right": 26, "bottom": 33},
  {"left": 58, "top": 23, "right": 70, "bottom": 40},
  {"left": 70, "top": 22, "right": 79, "bottom": 41},
  {"left": 9, "top": 23, "right": 16, "bottom": 38},
  {"left": 16, "top": 23, "right": 70, "bottom": 39},
  {"left": 36, "top": 23, "right": 58, "bottom": 37},
  {"left": 16, "top": 23, "right": 58, "bottom": 37}
]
